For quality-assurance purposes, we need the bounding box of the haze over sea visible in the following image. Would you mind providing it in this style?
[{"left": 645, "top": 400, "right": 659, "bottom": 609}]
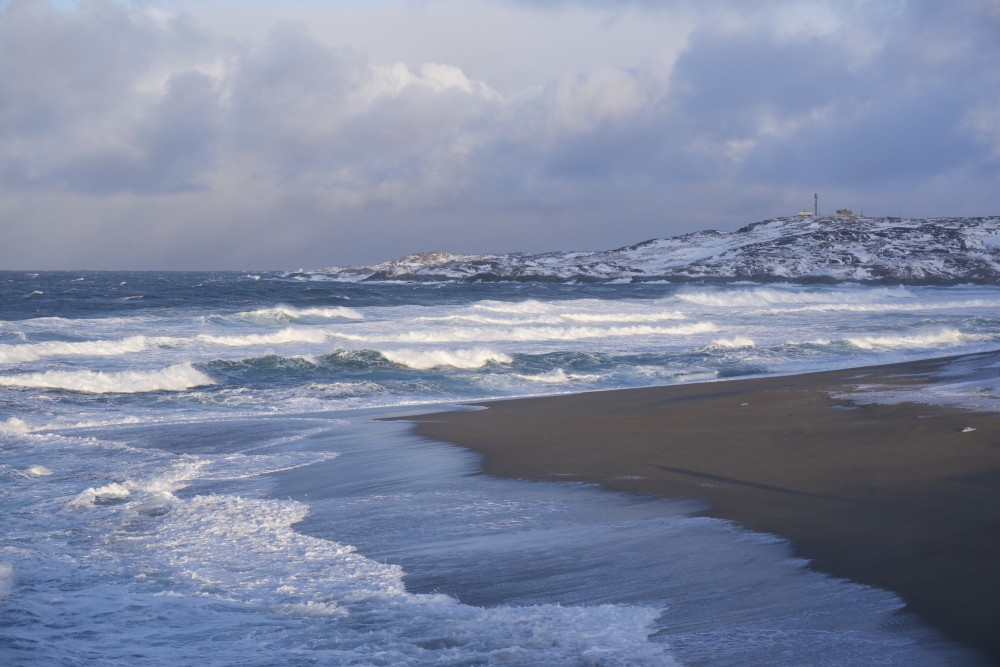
[{"left": 2, "top": 271, "right": 999, "bottom": 665}]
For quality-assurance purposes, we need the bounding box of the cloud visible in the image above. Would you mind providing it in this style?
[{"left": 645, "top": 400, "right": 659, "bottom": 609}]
[
  {"left": 0, "top": 0, "right": 998, "bottom": 269},
  {"left": 0, "top": 1, "right": 224, "bottom": 194}
]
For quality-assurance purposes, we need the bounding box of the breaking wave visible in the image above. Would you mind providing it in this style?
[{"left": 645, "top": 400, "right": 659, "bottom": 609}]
[
  {"left": 708, "top": 336, "right": 756, "bottom": 349},
  {"left": 416, "top": 311, "right": 686, "bottom": 326},
  {"left": 380, "top": 348, "right": 514, "bottom": 370},
  {"left": 845, "top": 328, "right": 967, "bottom": 350},
  {"left": 757, "top": 297, "right": 1000, "bottom": 315},
  {"left": 512, "top": 368, "right": 601, "bottom": 384},
  {"left": 0, "top": 335, "right": 158, "bottom": 364},
  {"left": 471, "top": 299, "right": 552, "bottom": 314},
  {"left": 303, "top": 381, "right": 390, "bottom": 398},
  {"left": 108, "top": 491, "right": 672, "bottom": 665},
  {"left": 231, "top": 305, "right": 364, "bottom": 324},
  {"left": 558, "top": 311, "right": 685, "bottom": 323},
  {"left": 675, "top": 287, "right": 907, "bottom": 308},
  {"left": 333, "top": 322, "right": 717, "bottom": 344},
  {"left": 0, "top": 417, "right": 32, "bottom": 435},
  {"left": 198, "top": 328, "right": 329, "bottom": 347},
  {"left": 0, "top": 363, "right": 215, "bottom": 394}
]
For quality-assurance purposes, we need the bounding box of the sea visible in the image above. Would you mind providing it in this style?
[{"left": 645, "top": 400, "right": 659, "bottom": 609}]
[{"left": 2, "top": 271, "right": 998, "bottom": 666}]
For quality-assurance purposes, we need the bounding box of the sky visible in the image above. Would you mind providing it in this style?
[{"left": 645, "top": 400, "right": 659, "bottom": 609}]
[{"left": 1, "top": 0, "right": 999, "bottom": 270}]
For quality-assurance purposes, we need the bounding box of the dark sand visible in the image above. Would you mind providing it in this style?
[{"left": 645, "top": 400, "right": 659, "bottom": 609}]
[{"left": 407, "top": 354, "right": 1000, "bottom": 664}]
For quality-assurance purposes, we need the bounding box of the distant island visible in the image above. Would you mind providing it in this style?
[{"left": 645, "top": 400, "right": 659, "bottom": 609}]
[{"left": 313, "top": 216, "right": 1000, "bottom": 285}]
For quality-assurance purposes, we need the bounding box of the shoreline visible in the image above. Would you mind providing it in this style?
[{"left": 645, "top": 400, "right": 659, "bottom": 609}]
[{"left": 404, "top": 353, "right": 1000, "bottom": 664}]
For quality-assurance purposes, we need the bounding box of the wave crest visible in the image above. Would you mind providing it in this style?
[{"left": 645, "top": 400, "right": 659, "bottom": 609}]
[
  {"left": 232, "top": 305, "right": 364, "bottom": 324},
  {"left": 380, "top": 348, "right": 513, "bottom": 370},
  {"left": 335, "top": 322, "right": 717, "bottom": 344},
  {"left": 0, "top": 335, "right": 155, "bottom": 364},
  {"left": 471, "top": 299, "right": 552, "bottom": 314},
  {"left": 0, "top": 363, "right": 215, "bottom": 394},
  {"left": 0, "top": 417, "right": 32, "bottom": 434},
  {"left": 559, "top": 311, "right": 685, "bottom": 323},
  {"left": 676, "top": 287, "right": 907, "bottom": 309},
  {"left": 845, "top": 328, "right": 966, "bottom": 350},
  {"left": 708, "top": 336, "right": 756, "bottom": 349},
  {"left": 198, "top": 328, "right": 328, "bottom": 347},
  {"left": 512, "top": 368, "right": 601, "bottom": 384}
]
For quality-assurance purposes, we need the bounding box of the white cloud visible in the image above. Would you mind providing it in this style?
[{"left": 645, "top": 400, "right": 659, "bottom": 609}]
[{"left": 543, "top": 67, "right": 652, "bottom": 136}]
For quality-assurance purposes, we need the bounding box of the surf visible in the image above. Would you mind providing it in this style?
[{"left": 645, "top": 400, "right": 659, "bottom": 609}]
[{"left": 0, "top": 362, "right": 215, "bottom": 393}]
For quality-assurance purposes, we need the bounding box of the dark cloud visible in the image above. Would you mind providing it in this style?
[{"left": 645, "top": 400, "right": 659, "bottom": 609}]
[
  {"left": 0, "top": 0, "right": 220, "bottom": 194},
  {"left": 663, "top": 4, "right": 1000, "bottom": 192},
  {"left": 671, "top": 32, "right": 845, "bottom": 128},
  {"left": 745, "top": 91, "right": 982, "bottom": 188},
  {"left": 0, "top": 0, "right": 998, "bottom": 269}
]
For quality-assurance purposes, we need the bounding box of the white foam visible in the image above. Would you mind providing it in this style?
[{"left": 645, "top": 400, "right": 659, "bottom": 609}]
[
  {"left": 304, "top": 381, "right": 389, "bottom": 397},
  {"left": 0, "top": 363, "right": 215, "bottom": 394},
  {"left": 467, "top": 298, "right": 687, "bottom": 325},
  {"left": 26, "top": 465, "right": 53, "bottom": 477},
  {"left": 559, "top": 311, "right": 686, "bottom": 323},
  {"left": 513, "top": 368, "right": 601, "bottom": 383},
  {"left": 708, "top": 336, "right": 756, "bottom": 349},
  {"left": 198, "top": 328, "right": 329, "bottom": 347},
  {"left": 71, "top": 481, "right": 133, "bottom": 507},
  {"left": 676, "top": 286, "right": 907, "bottom": 308},
  {"left": 121, "top": 492, "right": 676, "bottom": 665},
  {"left": 281, "top": 601, "right": 349, "bottom": 617},
  {"left": 798, "top": 338, "right": 833, "bottom": 346},
  {"left": 68, "top": 456, "right": 211, "bottom": 508},
  {"left": 0, "top": 335, "right": 155, "bottom": 364},
  {"left": 841, "top": 375, "right": 1000, "bottom": 413},
  {"left": 381, "top": 348, "right": 513, "bottom": 370},
  {"left": 673, "top": 370, "right": 720, "bottom": 384},
  {"left": 471, "top": 299, "right": 553, "bottom": 314},
  {"left": 760, "top": 297, "right": 1000, "bottom": 315},
  {"left": 0, "top": 417, "right": 32, "bottom": 434},
  {"left": 233, "top": 305, "right": 364, "bottom": 324},
  {"left": 413, "top": 314, "right": 538, "bottom": 325},
  {"left": 845, "top": 328, "right": 966, "bottom": 350},
  {"left": 338, "top": 322, "right": 717, "bottom": 344},
  {"left": 204, "top": 450, "right": 339, "bottom": 480},
  {"left": 413, "top": 310, "right": 686, "bottom": 326},
  {"left": 35, "top": 416, "right": 144, "bottom": 432}
]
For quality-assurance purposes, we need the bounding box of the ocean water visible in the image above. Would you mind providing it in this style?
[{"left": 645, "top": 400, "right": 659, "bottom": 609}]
[{"left": 2, "top": 271, "right": 997, "bottom": 666}]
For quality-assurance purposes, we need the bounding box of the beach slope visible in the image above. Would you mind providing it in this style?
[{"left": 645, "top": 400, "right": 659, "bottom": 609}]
[{"left": 408, "top": 354, "right": 1000, "bottom": 663}]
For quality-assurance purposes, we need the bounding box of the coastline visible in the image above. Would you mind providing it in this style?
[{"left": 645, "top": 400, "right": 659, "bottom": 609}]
[{"left": 404, "top": 353, "right": 1000, "bottom": 664}]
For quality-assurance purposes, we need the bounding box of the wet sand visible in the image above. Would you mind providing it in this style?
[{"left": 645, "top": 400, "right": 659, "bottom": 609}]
[{"left": 406, "top": 354, "right": 1000, "bottom": 664}]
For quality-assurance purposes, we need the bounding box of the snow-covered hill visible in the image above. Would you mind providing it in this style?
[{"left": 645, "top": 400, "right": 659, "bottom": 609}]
[{"left": 318, "top": 215, "right": 1000, "bottom": 285}]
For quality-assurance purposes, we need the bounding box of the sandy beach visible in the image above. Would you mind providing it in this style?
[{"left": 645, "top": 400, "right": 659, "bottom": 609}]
[{"left": 407, "top": 353, "right": 1000, "bottom": 664}]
